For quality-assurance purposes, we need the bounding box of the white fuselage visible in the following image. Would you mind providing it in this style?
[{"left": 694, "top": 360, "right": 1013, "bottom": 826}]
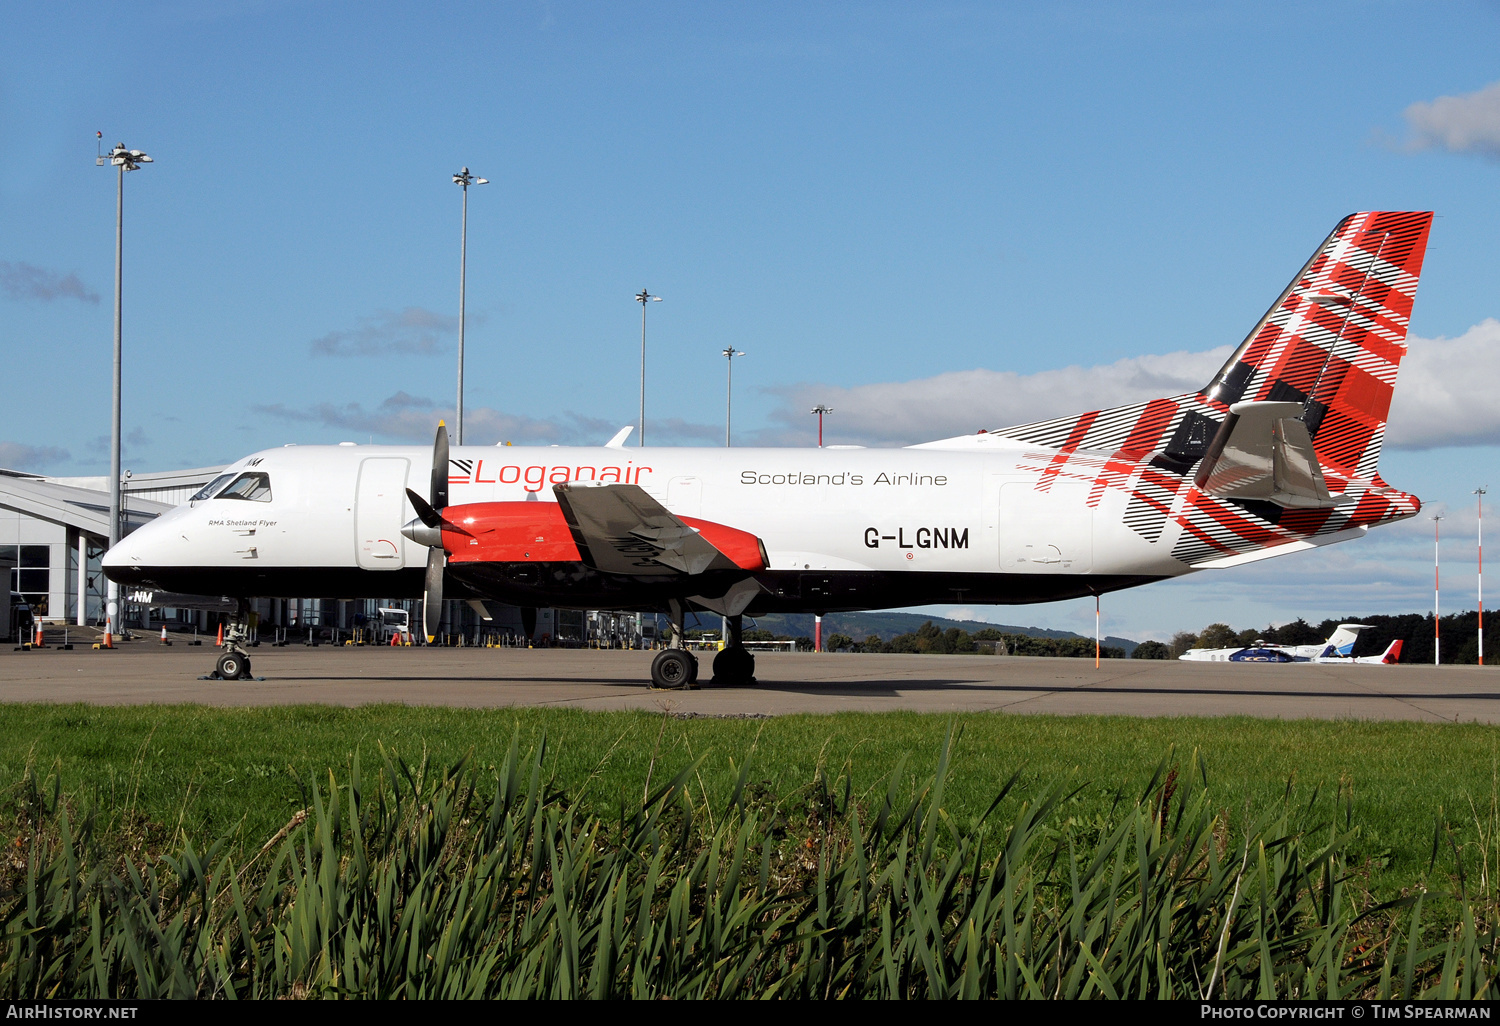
[{"left": 103, "top": 440, "right": 1194, "bottom": 613}]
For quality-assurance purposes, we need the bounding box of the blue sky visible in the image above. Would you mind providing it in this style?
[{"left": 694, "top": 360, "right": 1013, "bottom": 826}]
[{"left": 3, "top": 2, "right": 1498, "bottom": 639}]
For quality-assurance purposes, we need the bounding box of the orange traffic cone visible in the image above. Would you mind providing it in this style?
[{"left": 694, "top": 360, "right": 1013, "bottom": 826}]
[
  {"left": 33, "top": 623, "right": 45, "bottom": 649},
  {"left": 159, "top": 625, "right": 171, "bottom": 646},
  {"left": 100, "top": 619, "right": 113, "bottom": 649},
  {"left": 390, "top": 631, "right": 399, "bottom": 647},
  {"left": 215, "top": 623, "right": 224, "bottom": 647}
]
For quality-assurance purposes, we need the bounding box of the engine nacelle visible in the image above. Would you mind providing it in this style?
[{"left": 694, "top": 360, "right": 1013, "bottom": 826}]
[{"left": 441, "top": 501, "right": 767, "bottom": 571}]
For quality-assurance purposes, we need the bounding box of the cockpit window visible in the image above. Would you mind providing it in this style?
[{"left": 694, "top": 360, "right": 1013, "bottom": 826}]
[
  {"left": 190, "top": 474, "right": 235, "bottom": 502},
  {"left": 218, "top": 472, "right": 272, "bottom": 502}
]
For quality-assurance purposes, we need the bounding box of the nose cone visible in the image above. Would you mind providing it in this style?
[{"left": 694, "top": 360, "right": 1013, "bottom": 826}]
[
  {"left": 101, "top": 533, "right": 147, "bottom": 584},
  {"left": 401, "top": 518, "right": 442, "bottom": 548},
  {"left": 101, "top": 505, "right": 189, "bottom": 585}
]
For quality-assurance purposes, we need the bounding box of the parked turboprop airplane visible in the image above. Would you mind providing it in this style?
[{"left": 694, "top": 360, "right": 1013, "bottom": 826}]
[
  {"left": 104, "top": 211, "right": 1434, "bottom": 688},
  {"left": 1178, "top": 625, "right": 1404, "bottom": 663}
]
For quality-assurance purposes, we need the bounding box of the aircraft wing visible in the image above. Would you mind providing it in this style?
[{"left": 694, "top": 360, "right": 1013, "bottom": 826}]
[
  {"left": 1195, "top": 401, "right": 1342, "bottom": 509},
  {"left": 553, "top": 482, "right": 748, "bottom": 576}
]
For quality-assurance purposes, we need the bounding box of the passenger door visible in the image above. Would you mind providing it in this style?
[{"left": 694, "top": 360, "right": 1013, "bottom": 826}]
[{"left": 355, "top": 458, "right": 411, "bottom": 570}]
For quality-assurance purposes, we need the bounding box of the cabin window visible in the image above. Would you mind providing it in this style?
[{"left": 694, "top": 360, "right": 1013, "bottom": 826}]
[{"left": 218, "top": 472, "right": 273, "bottom": 502}]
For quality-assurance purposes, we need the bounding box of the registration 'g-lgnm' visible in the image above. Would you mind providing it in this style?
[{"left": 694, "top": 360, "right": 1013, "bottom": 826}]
[{"left": 105, "top": 212, "right": 1434, "bottom": 688}]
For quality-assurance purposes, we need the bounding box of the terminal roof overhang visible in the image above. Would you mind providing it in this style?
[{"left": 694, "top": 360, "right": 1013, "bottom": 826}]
[{"left": 0, "top": 466, "right": 222, "bottom": 540}]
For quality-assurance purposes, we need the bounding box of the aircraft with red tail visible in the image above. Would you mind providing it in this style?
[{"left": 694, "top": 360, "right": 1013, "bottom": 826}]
[{"left": 104, "top": 211, "right": 1435, "bottom": 688}]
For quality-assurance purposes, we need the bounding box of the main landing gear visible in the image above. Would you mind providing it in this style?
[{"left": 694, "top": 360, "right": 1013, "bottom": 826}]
[
  {"left": 204, "top": 599, "right": 257, "bottom": 681},
  {"left": 647, "top": 605, "right": 756, "bottom": 690},
  {"left": 650, "top": 600, "right": 698, "bottom": 690},
  {"left": 712, "top": 614, "right": 756, "bottom": 686}
]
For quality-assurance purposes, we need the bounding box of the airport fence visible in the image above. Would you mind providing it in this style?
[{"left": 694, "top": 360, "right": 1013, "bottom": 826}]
[{"left": 0, "top": 733, "right": 1496, "bottom": 999}]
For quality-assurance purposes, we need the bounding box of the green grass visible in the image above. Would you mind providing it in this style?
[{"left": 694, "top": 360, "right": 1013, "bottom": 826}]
[{"left": 0, "top": 704, "right": 1497, "bottom": 901}]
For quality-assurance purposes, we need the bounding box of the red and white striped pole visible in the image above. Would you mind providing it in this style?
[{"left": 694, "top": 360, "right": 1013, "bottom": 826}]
[
  {"left": 1478, "top": 487, "right": 1487, "bottom": 667},
  {"left": 1433, "top": 514, "right": 1443, "bottom": 666},
  {"left": 1095, "top": 594, "right": 1100, "bottom": 668}
]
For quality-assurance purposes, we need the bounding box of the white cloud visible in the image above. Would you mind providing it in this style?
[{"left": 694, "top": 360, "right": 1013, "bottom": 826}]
[
  {"left": 255, "top": 391, "right": 719, "bottom": 447},
  {"left": 1402, "top": 80, "right": 1500, "bottom": 159},
  {"left": 1387, "top": 319, "right": 1500, "bottom": 448},
  {"left": 310, "top": 307, "right": 460, "bottom": 357},
  {"left": 755, "top": 348, "right": 1229, "bottom": 447},
  {"left": 753, "top": 320, "right": 1500, "bottom": 450},
  {"left": 0, "top": 261, "right": 98, "bottom": 304},
  {"left": 0, "top": 441, "right": 70, "bottom": 471}
]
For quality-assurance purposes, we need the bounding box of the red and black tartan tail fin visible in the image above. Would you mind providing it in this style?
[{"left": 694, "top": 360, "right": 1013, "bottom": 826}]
[
  {"left": 994, "top": 213, "right": 1433, "bottom": 486},
  {"left": 1201, "top": 211, "right": 1433, "bottom": 481}
]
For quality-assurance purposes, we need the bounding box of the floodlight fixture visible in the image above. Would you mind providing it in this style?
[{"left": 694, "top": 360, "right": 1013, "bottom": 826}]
[
  {"left": 452, "top": 167, "right": 488, "bottom": 444},
  {"left": 97, "top": 140, "right": 152, "bottom": 641},
  {"left": 635, "top": 289, "right": 662, "bottom": 446},
  {"left": 722, "top": 348, "right": 745, "bottom": 446},
  {"left": 810, "top": 404, "right": 834, "bottom": 447}
]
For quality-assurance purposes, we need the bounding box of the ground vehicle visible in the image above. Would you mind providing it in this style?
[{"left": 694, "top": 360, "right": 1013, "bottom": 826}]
[
  {"left": 8, "top": 595, "right": 29, "bottom": 645},
  {"left": 377, "top": 607, "right": 412, "bottom": 645}
]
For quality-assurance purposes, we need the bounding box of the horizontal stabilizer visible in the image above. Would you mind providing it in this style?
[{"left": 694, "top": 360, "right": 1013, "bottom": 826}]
[
  {"left": 1188, "top": 525, "right": 1366, "bottom": 569},
  {"left": 1195, "top": 401, "right": 1341, "bottom": 509}
]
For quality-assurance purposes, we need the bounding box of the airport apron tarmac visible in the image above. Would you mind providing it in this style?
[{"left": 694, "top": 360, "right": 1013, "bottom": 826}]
[{"left": 0, "top": 647, "right": 1496, "bottom": 721}]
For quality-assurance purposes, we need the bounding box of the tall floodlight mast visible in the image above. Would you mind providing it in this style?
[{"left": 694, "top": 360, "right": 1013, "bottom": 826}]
[
  {"left": 722, "top": 348, "right": 745, "bottom": 446},
  {"left": 635, "top": 289, "right": 661, "bottom": 446},
  {"left": 452, "top": 167, "right": 487, "bottom": 445},
  {"left": 810, "top": 404, "right": 833, "bottom": 447},
  {"left": 98, "top": 141, "right": 152, "bottom": 641}
]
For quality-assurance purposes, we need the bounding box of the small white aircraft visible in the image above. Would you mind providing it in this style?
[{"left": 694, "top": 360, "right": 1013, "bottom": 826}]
[
  {"left": 104, "top": 211, "right": 1434, "bottom": 688},
  {"left": 1179, "top": 625, "right": 1404, "bottom": 664}
]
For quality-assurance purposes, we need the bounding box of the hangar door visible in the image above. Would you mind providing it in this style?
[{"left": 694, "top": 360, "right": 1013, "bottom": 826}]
[{"left": 355, "top": 458, "right": 411, "bottom": 570}]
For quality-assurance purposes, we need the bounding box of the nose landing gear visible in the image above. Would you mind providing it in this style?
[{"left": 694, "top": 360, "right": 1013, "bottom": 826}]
[
  {"left": 203, "top": 600, "right": 259, "bottom": 681},
  {"left": 215, "top": 650, "right": 249, "bottom": 680}
]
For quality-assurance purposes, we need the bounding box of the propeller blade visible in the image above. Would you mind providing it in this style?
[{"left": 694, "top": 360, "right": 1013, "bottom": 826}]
[
  {"left": 423, "top": 547, "right": 445, "bottom": 644},
  {"left": 406, "top": 488, "right": 442, "bottom": 529},
  {"left": 521, "top": 607, "right": 537, "bottom": 641},
  {"left": 403, "top": 488, "right": 472, "bottom": 544},
  {"left": 431, "top": 421, "right": 450, "bottom": 511}
]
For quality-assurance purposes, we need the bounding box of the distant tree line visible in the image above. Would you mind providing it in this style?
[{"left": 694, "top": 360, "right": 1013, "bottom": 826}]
[
  {"left": 1130, "top": 613, "right": 1494, "bottom": 665},
  {"left": 741, "top": 628, "right": 815, "bottom": 652},
  {"left": 822, "top": 620, "right": 1124, "bottom": 659}
]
